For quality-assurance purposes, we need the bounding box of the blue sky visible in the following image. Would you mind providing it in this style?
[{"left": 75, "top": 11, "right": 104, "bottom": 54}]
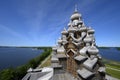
[{"left": 0, "top": 0, "right": 120, "bottom": 47}]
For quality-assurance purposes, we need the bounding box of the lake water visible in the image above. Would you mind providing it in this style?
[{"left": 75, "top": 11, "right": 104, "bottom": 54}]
[
  {"left": 99, "top": 47, "right": 120, "bottom": 61},
  {"left": 0, "top": 47, "right": 43, "bottom": 70},
  {"left": 0, "top": 47, "right": 120, "bottom": 70}
]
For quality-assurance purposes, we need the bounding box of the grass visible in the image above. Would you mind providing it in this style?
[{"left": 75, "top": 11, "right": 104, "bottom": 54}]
[
  {"left": 106, "top": 64, "right": 120, "bottom": 70},
  {"left": 105, "top": 64, "right": 120, "bottom": 79},
  {"left": 106, "top": 68, "right": 120, "bottom": 79},
  {"left": 102, "top": 59, "right": 120, "bottom": 79},
  {"left": 40, "top": 55, "right": 51, "bottom": 68}
]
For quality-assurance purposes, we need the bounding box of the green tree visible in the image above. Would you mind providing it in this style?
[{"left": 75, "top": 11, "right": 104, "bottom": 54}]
[
  {"left": 28, "top": 59, "right": 37, "bottom": 68},
  {"left": 0, "top": 68, "right": 15, "bottom": 80}
]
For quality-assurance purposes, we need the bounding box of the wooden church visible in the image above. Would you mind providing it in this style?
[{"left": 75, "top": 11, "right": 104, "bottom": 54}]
[{"left": 51, "top": 7, "right": 106, "bottom": 80}]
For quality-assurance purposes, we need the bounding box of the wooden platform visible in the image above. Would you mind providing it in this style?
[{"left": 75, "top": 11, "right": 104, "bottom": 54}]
[{"left": 53, "top": 72, "right": 78, "bottom": 80}]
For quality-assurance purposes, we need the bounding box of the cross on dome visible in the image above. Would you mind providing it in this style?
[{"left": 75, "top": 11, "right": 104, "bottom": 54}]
[{"left": 75, "top": 4, "right": 78, "bottom": 12}]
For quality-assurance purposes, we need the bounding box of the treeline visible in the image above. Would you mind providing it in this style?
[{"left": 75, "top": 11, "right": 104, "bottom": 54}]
[
  {"left": 0, "top": 47, "right": 52, "bottom": 80},
  {"left": 98, "top": 47, "right": 110, "bottom": 49},
  {"left": 116, "top": 47, "right": 120, "bottom": 50},
  {"left": 36, "top": 47, "right": 52, "bottom": 50}
]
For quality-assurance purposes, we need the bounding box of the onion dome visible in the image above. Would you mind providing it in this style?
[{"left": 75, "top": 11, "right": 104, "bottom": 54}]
[
  {"left": 81, "top": 32, "right": 86, "bottom": 37},
  {"left": 88, "top": 27, "right": 95, "bottom": 34},
  {"left": 68, "top": 22, "right": 71, "bottom": 27},
  {"left": 61, "top": 27, "right": 68, "bottom": 35},
  {"left": 79, "top": 26, "right": 87, "bottom": 31},
  {"left": 52, "top": 47, "right": 57, "bottom": 51},
  {"left": 97, "top": 54, "right": 102, "bottom": 59},
  {"left": 27, "top": 68, "right": 33, "bottom": 72},
  {"left": 71, "top": 11, "right": 81, "bottom": 20},
  {"left": 57, "top": 38, "right": 62, "bottom": 44},
  {"left": 84, "top": 33, "right": 92, "bottom": 43},
  {"left": 72, "top": 19, "right": 79, "bottom": 26},
  {"left": 70, "top": 6, "right": 81, "bottom": 20},
  {"left": 62, "top": 40, "right": 67, "bottom": 45},
  {"left": 79, "top": 46, "right": 89, "bottom": 56},
  {"left": 68, "top": 26, "right": 76, "bottom": 32},
  {"left": 78, "top": 20, "right": 83, "bottom": 25},
  {"left": 57, "top": 46, "right": 65, "bottom": 53},
  {"left": 88, "top": 44, "right": 99, "bottom": 55},
  {"left": 78, "top": 24, "right": 82, "bottom": 28}
]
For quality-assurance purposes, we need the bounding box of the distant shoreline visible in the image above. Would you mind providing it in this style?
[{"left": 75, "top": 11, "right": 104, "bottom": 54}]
[
  {"left": 0, "top": 46, "right": 52, "bottom": 49},
  {"left": 1, "top": 46, "right": 120, "bottom": 49}
]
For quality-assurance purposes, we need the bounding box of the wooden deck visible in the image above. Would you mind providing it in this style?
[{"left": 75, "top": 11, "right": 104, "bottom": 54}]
[{"left": 53, "top": 72, "right": 78, "bottom": 80}]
